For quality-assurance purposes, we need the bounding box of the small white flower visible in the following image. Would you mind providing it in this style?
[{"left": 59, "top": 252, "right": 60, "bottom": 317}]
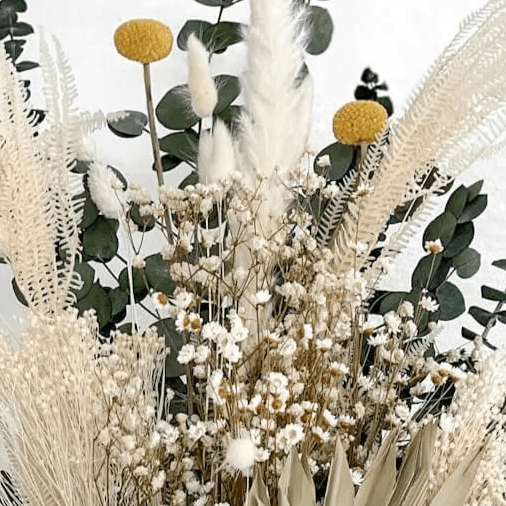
[
  {"left": 177, "top": 344, "right": 196, "bottom": 364},
  {"left": 315, "top": 337, "right": 333, "bottom": 351},
  {"left": 151, "top": 470, "right": 166, "bottom": 492},
  {"left": 424, "top": 238, "right": 444, "bottom": 255},
  {"left": 397, "top": 301, "right": 414, "bottom": 318},
  {"left": 132, "top": 255, "right": 145, "bottom": 270},
  {"left": 419, "top": 295, "right": 439, "bottom": 312},
  {"left": 152, "top": 292, "right": 170, "bottom": 311},
  {"left": 194, "top": 344, "right": 210, "bottom": 364},
  {"left": 402, "top": 321, "right": 418, "bottom": 338},
  {"left": 384, "top": 311, "right": 402, "bottom": 333},
  {"left": 367, "top": 333, "right": 388, "bottom": 346},
  {"left": 350, "top": 469, "right": 364, "bottom": 486},
  {"left": 251, "top": 290, "right": 271, "bottom": 306}
]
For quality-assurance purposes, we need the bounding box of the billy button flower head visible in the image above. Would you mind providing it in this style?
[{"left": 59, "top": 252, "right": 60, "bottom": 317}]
[
  {"left": 114, "top": 19, "right": 174, "bottom": 243},
  {"left": 332, "top": 100, "right": 388, "bottom": 164},
  {"left": 114, "top": 19, "right": 173, "bottom": 64}
]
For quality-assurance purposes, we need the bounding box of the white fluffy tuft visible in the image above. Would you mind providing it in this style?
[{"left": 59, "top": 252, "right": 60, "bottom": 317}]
[
  {"left": 187, "top": 34, "right": 218, "bottom": 118},
  {"left": 88, "top": 162, "right": 126, "bottom": 220},
  {"left": 224, "top": 437, "right": 256, "bottom": 476}
]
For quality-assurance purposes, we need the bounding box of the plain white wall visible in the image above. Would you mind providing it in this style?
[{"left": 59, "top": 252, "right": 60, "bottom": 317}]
[{"left": 1, "top": 0, "right": 504, "bottom": 350}]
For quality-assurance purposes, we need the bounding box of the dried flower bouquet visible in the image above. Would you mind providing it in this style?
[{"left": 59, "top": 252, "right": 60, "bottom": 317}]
[{"left": 0, "top": 1, "right": 506, "bottom": 506}]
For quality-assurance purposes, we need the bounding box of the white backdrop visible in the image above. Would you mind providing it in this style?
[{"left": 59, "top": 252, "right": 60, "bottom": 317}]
[{"left": 1, "top": 0, "right": 505, "bottom": 350}]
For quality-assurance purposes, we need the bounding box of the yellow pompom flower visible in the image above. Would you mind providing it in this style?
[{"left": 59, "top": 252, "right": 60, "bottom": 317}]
[
  {"left": 114, "top": 19, "right": 173, "bottom": 64},
  {"left": 332, "top": 100, "right": 387, "bottom": 145}
]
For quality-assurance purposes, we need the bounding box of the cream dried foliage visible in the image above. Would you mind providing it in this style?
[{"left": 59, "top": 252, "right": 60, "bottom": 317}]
[{"left": 332, "top": 0, "right": 506, "bottom": 275}]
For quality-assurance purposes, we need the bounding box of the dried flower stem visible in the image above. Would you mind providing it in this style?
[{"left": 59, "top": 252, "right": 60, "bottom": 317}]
[{"left": 142, "top": 63, "right": 174, "bottom": 245}]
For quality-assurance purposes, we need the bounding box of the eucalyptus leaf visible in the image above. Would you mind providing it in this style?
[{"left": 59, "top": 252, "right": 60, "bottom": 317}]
[
  {"left": 412, "top": 255, "right": 442, "bottom": 289},
  {"left": 492, "top": 258, "right": 506, "bottom": 271},
  {"left": 71, "top": 262, "right": 95, "bottom": 301},
  {"left": 306, "top": 6, "right": 333, "bottom": 56},
  {"left": 9, "top": 21, "right": 32, "bottom": 36},
  {"left": 377, "top": 96, "right": 394, "bottom": 116},
  {"left": 76, "top": 282, "right": 112, "bottom": 329},
  {"left": 443, "top": 222, "right": 474, "bottom": 258},
  {"left": 1, "top": 0, "right": 27, "bottom": 13},
  {"left": 129, "top": 203, "right": 156, "bottom": 231},
  {"left": 118, "top": 265, "right": 148, "bottom": 302},
  {"left": 154, "top": 154, "right": 183, "bottom": 172},
  {"left": 314, "top": 142, "right": 355, "bottom": 181},
  {"left": 466, "top": 180, "right": 483, "bottom": 202},
  {"left": 435, "top": 282, "right": 465, "bottom": 321},
  {"left": 4, "top": 38, "right": 24, "bottom": 61},
  {"left": 214, "top": 74, "right": 241, "bottom": 114},
  {"left": 461, "top": 326, "right": 479, "bottom": 341},
  {"left": 202, "top": 21, "right": 243, "bottom": 53},
  {"left": 427, "top": 257, "right": 452, "bottom": 291},
  {"left": 457, "top": 194, "right": 487, "bottom": 223},
  {"left": 444, "top": 185, "right": 468, "bottom": 218},
  {"left": 481, "top": 285, "right": 506, "bottom": 302},
  {"left": 452, "top": 248, "right": 480, "bottom": 279},
  {"left": 156, "top": 84, "right": 199, "bottom": 130},
  {"left": 80, "top": 190, "right": 99, "bottom": 229},
  {"left": 107, "top": 110, "right": 148, "bottom": 138},
  {"left": 378, "top": 291, "right": 410, "bottom": 314},
  {"left": 159, "top": 130, "right": 199, "bottom": 165},
  {"left": 193, "top": 0, "right": 235, "bottom": 6},
  {"left": 177, "top": 19, "right": 213, "bottom": 50},
  {"left": 151, "top": 318, "right": 185, "bottom": 377},
  {"left": 145, "top": 253, "right": 175, "bottom": 295},
  {"left": 468, "top": 306, "right": 495, "bottom": 327},
  {"left": 217, "top": 104, "right": 242, "bottom": 133},
  {"left": 108, "top": 286, "right": 129, "bottom": 318},
  {"left": 179, "top": 171, "right": 199, "bottom": 190},
  {"left": 423, "top": 212, "right": 457, "bottom": 248},
  {"left": 82, "top": 216, "right": 119, "bottom": 262}
]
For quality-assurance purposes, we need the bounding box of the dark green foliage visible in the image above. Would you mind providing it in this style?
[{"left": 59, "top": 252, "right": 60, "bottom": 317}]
[
  {"left": 156, "top": 84, "right": 200, "bottom": 130},
  {"left": 118, "top": 266, "right": 149, "bottom": 303},
  {"left": 72, "top": 262, "right": 95, "bottom": 300},
  {"left": 129, "top": 203, "right": 156, "bottom": 231},
  {"left": 152, "top": 319, "right": 185, "bottom": 377},
  {"left": 107, "top": 111, "right": 148, "bottom": 138},
  {"left": 314, "top": 142, "right": 356, "bottom": 181},
  {"left": 306, "top": 6, "right": 333, "bottom": 55},
  {"left": 177, "top": 19, "right": 213, "bottom": 50},
  {"left": 461, "top": 259, "right": 506, "bottom": 350},
  {"left": 354, "top": 67, "right": 394, "bottom": 116},
  {"left": 76, "top": 282, "right": 112, "bottom": 329},
  {"left": 193, "top": 0, "right": 237, "bottom": 6},
  {"left": 82, "top": 216, "right": 119, "bottom": 262},
  {"left": 201, "top": 21, "right": 244, "bottom": 53},
  {"left": 159, "top": 130, "right": 199, "bottom": 165},
  {"left": 145, "top": 253, "right": 175, "bottom": 295}
]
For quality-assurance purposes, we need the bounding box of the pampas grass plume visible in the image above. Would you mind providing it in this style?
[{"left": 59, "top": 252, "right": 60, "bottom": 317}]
[
  {"left": 187, "top": 34, "right": 217, "bottom": 118},
  {"left": 88, "top": 162, "right": 126, "bottom": 220}
]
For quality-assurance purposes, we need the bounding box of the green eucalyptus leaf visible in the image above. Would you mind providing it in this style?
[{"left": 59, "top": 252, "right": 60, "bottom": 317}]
[
  {"left": 468, "top": 306, "right": 495, "bottom": 327},
  {"left": 193, "top": 0, "right": 235, "bottom": 6},
  {"left": 129, "top": 203, "right": 156, "bottom": 231},
  {"left": 76, "top": 282, "right": 112, "bottom": 328},
  {"left": 82, "top": 216, "right": 119, "bottom": 262},
  {"left": 306, "top": 6, "right": 334, "bottom": 56},
  {"left": 11, "top": 277, "right": 28, "bottom": 307},
  {"left": 156, "top": 84, "right": 199, "bottom": 130},
  {"left": 202, "top": 21, "right": 243, "bottom": 53},
  {"left": 1, "top": 0, "right": 27, "bottom": 13},
  {"left": 108, "top": 286, "right": 129, "bottom": 318},
  {"left": 153, "top": 154, "right": 184, "bottom": 173},
  {"left": 80, "top": 190, "right": 99, "bottom": 229},
  {"left": 423, "top": 212, "right": 457, "bottom": 248},
  {"left": 443, "top": 222, "right": 474, "bottom": 258},
  {"left": 217, "top": 104, "right": 242, "bottom": 133},
  {"left": 214, "top": 74, "right": 240, "bottom": 114},
  {"left": 4, "top": 38, "right": 24, "bottom": 61},
  {"left": 377, "top": 96, "right": 394, "bottom": 116},
  {"left": 436, "top": 282, "right": 465, "bottom": 321},
  {"left": 466, "top": 180, "right": 483, "bottom": 202},
  {"left": 177, "top": 19, "right": 213, "bottom": 50},
  {"left": 428, "top": 257, "right": 452, "bottom": 291},
  {"left": 151, "top": 318, "right": 185, "bottom": 377},
  {"left": 412, "top": 254, "right": 442, "bottom": 290},
  {"left": 452, "top": 248, "right": 480, "bottom": 279},
  {"left": 444, "top": 185, "right": 468, "bottom": 218},
  {"left": 481, "top": 285, "right": 506, "bottom": 303},
  {"left": 378, "top": 291, "right": 410, "bottom": 314},
  {"left": 494, "top": 310, "right": 506, "bottom": 324},
  {"left": 179, "top": 171, "right": 199, "bottom": 190},
  {"left": 314, "top": 142, "right": 355, "bottom": 181},
  {"left": 145, "top": 253, "right": 175, "bottom": 295},
  {"left": 107, "top": 110, "right": 148, "bottom": 138},
  {"left": 159, "top": 130, "right": 199, "bottom": 165},
  {"left": 71, "top": 160, "right": 93, "bottom": 175},
  {"left": 0, "top": 10, "right": 17, "bottom": 28},
  {"left": 492, "top": 259, "right": 506, "bottom": 271},
  {"left": 9, "top": 21, "right": 32, "bottom": 36},
  {"left": 118, "top": 265, "right": 148, "bottom": 302},
  {"left": 461, "top": 326, "right": 479, "bottom": 342},
  {"left": 72, "top": 262, "right": 95, "bottom": 301},
  {"left": 457, "top": 194, "right": 487, "bottom": 223}
]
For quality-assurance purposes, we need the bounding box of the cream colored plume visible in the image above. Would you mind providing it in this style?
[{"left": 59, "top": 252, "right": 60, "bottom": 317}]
[{"left": 333, "top": 0, "right": 506, "bottom": 274}]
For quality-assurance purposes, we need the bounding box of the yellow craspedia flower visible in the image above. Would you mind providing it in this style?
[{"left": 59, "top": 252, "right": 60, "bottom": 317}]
[
  {"left": 332, "top": 100, "right": 387, "bottom": 145},
  {"left": 114, "top": 19, "right": 173, "bottom": 64}
]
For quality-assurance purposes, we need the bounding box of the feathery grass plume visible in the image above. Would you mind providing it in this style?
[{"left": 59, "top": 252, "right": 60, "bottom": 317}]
[
  {"left": 333, "top": 0, "right": 506, "bottom": 274},
  {"left": 88, "top": 162, "right": 127, "bottom": 220},
  {"left": 198, "top": 119, "right": 236, "bottom": 184},
  {"left": 187, "top": 33, "right": 217, "bottom": 118}
]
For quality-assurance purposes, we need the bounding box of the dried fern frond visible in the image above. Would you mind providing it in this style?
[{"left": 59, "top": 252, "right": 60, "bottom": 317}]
[{"left": 333, "top": 0, "right": 506, "bottom": 273}]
